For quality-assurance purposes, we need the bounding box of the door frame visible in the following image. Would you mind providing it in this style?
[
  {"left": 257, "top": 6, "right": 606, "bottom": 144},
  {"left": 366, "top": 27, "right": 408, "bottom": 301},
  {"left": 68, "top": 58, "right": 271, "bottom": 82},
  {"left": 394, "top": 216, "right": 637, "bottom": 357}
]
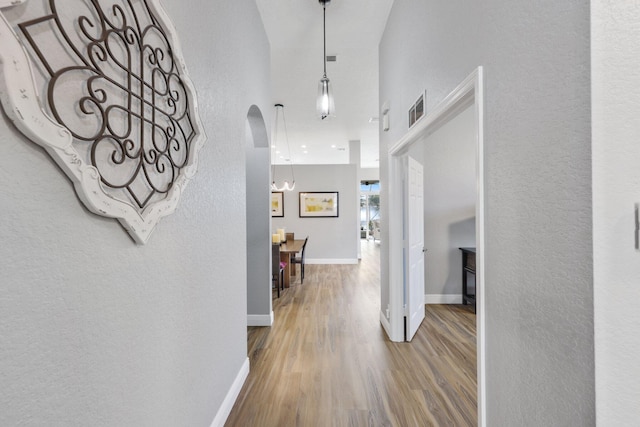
[{"left": 386, "top": 67, "right": 486, "bottom": 426}]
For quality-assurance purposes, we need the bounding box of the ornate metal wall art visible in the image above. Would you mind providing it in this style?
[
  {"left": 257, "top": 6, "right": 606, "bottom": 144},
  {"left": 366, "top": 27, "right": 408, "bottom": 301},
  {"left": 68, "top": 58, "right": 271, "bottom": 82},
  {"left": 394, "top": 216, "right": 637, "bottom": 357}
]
[{"left": 0, "top": 0, "right": 206, "bottom": 243}]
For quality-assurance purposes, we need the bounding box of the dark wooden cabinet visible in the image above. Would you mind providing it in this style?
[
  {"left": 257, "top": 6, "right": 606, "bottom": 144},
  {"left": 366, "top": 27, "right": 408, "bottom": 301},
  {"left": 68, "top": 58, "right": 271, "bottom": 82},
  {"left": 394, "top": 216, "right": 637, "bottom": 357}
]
[{"left": 459, "top": 247, "right": 476, "bottom": 312}]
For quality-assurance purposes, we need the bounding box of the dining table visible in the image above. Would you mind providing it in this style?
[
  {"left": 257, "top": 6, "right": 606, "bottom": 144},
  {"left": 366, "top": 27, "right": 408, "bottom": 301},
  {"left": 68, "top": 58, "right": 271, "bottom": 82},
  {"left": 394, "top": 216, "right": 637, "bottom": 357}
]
[{"left": 278, "top": 239, "right": 305, "bottom": 288}]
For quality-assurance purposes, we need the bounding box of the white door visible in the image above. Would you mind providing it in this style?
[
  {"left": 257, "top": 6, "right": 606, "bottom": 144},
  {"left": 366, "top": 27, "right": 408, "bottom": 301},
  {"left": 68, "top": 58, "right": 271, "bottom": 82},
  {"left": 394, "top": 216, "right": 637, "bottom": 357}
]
[{"left": 406, "top": 156, "right": 425, "bottom": 341}]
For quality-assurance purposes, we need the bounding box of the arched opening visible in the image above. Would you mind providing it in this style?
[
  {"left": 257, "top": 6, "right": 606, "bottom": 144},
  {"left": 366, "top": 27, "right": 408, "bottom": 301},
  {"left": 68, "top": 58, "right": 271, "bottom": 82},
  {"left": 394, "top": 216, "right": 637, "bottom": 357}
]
[{"left": 245, "top": 105, "right": 273, "bottom": 326}]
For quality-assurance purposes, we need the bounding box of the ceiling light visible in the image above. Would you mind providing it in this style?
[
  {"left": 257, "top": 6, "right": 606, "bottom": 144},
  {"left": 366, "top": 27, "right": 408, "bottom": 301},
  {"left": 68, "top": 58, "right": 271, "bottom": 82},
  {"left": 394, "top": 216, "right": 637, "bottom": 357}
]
[
  {"left": 271, "top": 104, "right": 295, "bottom": 191},
  {"left": 317, "top": 0, "right": 335, "bottom": 120}
]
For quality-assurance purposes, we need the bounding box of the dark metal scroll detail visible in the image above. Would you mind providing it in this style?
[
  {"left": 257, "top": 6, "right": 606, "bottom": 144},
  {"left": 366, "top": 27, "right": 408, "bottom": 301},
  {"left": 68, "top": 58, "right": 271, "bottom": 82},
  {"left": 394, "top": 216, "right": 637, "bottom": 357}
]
[{"left": 19, "top": 0, "right": 195, "bottom": 210}]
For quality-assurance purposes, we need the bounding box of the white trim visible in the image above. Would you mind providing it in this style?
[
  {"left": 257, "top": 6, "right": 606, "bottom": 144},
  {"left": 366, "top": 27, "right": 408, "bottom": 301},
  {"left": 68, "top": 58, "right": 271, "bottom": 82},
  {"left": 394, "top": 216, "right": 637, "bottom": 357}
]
[
  {"left": 209, "top": 357, "right": 250, "bottom": 427},
  {"left": 387, "top": 66, "right": 486, "bottom": 427},
  {"left": 0, "top": 0, "right": 26, "bottom": 8},
  {"left": 389, "top": 72, "right": 477, "bottom": 156},
  {"left": 425, "top": 294, "right": 463, "bottom": 304},
  {"left": 247, "top": 312, "right": 274, "bottom": 327},
  {"left": 305, "top": 258, "right": 359, "bottom": 265},
  {"left": 379, "top": 310, "right": 392, "bottom": 337},
  {"left": 475, "top": 67, "right": 487, "bottom": 427}
]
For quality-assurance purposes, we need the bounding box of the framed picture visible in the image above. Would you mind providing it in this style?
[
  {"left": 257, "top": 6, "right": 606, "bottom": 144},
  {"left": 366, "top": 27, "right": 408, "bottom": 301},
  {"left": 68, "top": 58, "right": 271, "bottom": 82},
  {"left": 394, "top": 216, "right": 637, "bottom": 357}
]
[
  {"left": 271, "top": 192, "right": 284, "bottom": 217},
  {"left": 299, "top": 192, "right": 339, "bottom": 218}
]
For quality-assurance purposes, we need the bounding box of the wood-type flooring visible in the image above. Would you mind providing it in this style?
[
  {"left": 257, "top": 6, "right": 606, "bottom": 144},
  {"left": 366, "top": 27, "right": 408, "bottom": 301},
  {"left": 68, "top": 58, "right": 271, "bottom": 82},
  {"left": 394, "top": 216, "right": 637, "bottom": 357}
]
[{"left": 226, "top": 240, "right": 477, "bottom": 427}]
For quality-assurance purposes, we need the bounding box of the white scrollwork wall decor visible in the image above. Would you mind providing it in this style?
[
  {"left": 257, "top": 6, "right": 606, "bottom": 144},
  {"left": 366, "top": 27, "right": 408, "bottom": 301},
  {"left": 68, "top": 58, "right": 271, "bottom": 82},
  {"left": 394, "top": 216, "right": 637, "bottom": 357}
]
[{"left": 0, "top": 0, "right": 206, "bottom": 243}]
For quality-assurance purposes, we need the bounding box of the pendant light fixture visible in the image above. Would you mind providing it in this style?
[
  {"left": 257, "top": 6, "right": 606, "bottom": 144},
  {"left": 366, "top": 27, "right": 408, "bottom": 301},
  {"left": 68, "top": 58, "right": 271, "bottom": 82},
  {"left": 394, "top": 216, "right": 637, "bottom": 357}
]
[
  {"left": 271, "top": 104, "right": 296, "bottom": 191},
  {"left": 317, "top": 0, "right": 335, "bottom": 120}
]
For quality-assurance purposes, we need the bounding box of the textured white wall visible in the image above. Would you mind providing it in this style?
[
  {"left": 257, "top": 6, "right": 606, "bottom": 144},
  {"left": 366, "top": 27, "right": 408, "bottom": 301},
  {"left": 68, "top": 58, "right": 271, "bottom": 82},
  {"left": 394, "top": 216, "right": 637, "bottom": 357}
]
[
  {"left": 378, "top": 0, "right": 482, "bottom": 336},
  {"left": 0, "top": 1, "right": 270, "bottom": 425},
  {"left": 272, "top": 164, "right": 358, "bottom": 262},
  {"left": 592, "top": 1, "right": 640, "bottom": 424},
  {"left": 360, "top": 167, "right": 380, "bottom": 182},
  {"left": 380, "top": 0, "right": 594, "bottom": 424}
]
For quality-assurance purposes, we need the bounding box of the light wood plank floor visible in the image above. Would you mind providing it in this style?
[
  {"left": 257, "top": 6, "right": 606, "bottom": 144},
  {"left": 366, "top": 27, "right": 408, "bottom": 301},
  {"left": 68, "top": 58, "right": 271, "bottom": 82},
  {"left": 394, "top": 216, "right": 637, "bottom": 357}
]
[{"left": 226, "top": 240, "right": 477, "bottom": 426}]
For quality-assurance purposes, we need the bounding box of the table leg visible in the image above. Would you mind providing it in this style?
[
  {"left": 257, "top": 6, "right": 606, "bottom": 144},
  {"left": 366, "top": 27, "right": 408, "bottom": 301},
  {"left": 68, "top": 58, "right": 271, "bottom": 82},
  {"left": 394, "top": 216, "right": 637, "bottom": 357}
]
[{"left": 280, "top": 252, "right": 292, "bottom": 288}]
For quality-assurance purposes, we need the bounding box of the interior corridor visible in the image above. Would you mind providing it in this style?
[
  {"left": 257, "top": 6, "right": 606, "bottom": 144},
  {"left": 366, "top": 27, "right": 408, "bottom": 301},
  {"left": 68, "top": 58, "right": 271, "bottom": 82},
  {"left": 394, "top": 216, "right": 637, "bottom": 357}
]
[{"left": 226, "top": 239, "right": 477, "bottom": 426}]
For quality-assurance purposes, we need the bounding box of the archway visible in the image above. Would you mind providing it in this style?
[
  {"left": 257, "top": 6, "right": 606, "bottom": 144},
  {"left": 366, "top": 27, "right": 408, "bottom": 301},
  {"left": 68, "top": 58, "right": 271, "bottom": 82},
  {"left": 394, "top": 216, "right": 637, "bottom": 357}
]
[{"left": 245, "top": 105, "right": 273, "bottom": 326}]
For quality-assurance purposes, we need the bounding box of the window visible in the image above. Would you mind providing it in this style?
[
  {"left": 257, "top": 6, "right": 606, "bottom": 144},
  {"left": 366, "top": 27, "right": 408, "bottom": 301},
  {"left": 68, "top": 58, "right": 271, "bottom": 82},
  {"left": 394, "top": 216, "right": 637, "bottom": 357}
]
[{"left": 360, "top": 181, "right": 380, "bottom": 239}]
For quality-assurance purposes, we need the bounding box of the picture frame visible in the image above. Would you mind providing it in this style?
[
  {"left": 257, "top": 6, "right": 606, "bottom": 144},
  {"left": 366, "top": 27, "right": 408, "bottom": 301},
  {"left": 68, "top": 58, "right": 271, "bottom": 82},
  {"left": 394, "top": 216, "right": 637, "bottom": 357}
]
[
  {"left": 299, "top": 192, "right": 339, "bottom": 218},
  {"left": 271, "top": 192, "right": 284, "bottom": 217}
]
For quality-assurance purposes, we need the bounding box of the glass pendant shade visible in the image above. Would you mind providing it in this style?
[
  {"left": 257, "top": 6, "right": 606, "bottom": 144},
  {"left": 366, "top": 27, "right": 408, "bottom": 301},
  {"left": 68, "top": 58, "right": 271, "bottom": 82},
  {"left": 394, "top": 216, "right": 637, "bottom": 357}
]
[
  {"left": 317, "top": 75, "right": 335, "bottom": 120},
  {"left": 317, "top": 0, "right": 335, "bottom": 120}
]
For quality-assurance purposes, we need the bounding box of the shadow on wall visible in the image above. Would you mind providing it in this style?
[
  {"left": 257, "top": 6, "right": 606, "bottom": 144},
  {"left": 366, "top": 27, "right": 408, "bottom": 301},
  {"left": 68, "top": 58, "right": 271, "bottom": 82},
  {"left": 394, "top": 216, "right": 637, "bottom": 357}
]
[{"left": 445, "top": 216, "right": 476, "bottom": 294}]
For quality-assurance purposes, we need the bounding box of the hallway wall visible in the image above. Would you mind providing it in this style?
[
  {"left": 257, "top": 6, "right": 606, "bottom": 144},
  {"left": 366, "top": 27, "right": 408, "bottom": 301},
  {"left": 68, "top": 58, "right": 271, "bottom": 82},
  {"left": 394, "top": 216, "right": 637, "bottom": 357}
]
[
  {"left": 0, "top": 1, "right": 270, "bottom": 425},
  {"left": 272, "top": 164, "right": 358, "bottom": 263},
  {"left": 379, "top": 0, "right": 594, "bottom": 425}
]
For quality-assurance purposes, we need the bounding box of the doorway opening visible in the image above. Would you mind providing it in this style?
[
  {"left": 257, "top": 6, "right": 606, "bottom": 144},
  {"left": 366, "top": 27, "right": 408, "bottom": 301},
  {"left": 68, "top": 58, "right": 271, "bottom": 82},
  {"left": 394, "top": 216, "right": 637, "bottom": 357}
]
[
  {"left": 245, "top": 105, "right": 273, "bottom": 327},
  {"left": 386, "top": 67, "right": 486, "bottom": 425},
  {"left": 360, "top": 180, "right": 380, "bottom": 241}
]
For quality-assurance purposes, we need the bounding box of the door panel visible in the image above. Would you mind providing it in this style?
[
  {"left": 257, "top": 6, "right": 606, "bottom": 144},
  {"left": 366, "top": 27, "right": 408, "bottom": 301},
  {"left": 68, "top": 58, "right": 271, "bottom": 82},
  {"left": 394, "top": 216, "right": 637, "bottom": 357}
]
[{"left": 406, "top": 156, "right": 425, "bottom": 341}]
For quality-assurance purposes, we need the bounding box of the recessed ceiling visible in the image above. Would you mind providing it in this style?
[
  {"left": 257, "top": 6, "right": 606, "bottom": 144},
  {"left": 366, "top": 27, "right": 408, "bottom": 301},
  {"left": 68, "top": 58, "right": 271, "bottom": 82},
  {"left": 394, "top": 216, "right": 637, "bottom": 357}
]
[{"left": 256, "top": 0, "right": 394, "bottom": 169}]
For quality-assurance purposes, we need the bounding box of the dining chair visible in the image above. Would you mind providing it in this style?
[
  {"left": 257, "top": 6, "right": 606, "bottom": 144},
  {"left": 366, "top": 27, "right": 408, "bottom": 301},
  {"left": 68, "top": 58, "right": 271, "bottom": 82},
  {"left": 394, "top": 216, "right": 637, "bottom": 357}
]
[
  {"left": 291, "top": 236, "right": 308, "bottom": 284},
  {"left": 285, "top": 232, "right": 294, "bottom": 242},
  {"left": 272, "top": 243, "right": 285, "bottom": 297}
]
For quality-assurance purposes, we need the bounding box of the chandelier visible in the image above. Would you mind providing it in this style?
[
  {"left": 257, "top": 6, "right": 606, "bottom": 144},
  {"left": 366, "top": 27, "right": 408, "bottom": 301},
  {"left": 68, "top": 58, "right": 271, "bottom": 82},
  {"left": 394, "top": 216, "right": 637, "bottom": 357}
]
[{"left": 271, "top": 103, "right": 295, "bottom": 191}]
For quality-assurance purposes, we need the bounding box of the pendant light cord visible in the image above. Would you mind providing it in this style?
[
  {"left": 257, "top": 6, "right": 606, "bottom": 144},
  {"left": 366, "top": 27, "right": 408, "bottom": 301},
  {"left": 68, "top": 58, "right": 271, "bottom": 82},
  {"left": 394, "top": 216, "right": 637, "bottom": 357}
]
[
  {"left": 272, "top": 104, "right": 295, "bottom": 191},
  {"left": 282, "top": 106, "right": 295, "bottom": 185},
  {"left": 323, "top": 3, "right": 327, "bottom": 76},
  {"left": 271, "top": 106, "right": 279, "bottom": 185}
]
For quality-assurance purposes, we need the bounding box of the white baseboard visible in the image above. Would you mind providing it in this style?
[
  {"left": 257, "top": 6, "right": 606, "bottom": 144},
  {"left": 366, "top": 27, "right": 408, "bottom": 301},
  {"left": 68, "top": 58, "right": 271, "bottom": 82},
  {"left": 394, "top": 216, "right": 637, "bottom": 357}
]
[
  {"left": 425, "top": 294, "right": 462, "bottom": 304},
  {"left": 305, "top": 258, "right": 359, "bottom": 265},
  {"left": 379, "top": 310, "right": 391, "bottom": 337},
  {"left": 247, "top": 312, "right": 273, "bottom": 327},
  {"left": 209, "top": 357, "right": 250, "bottom": 427}
]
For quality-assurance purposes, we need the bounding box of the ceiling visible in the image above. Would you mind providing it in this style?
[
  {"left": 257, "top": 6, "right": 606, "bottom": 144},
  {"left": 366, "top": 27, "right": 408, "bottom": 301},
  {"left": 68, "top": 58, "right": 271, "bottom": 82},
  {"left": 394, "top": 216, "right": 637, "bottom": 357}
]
[{"left": 255, "top": 0, "right": 394, "bottom": 169}]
